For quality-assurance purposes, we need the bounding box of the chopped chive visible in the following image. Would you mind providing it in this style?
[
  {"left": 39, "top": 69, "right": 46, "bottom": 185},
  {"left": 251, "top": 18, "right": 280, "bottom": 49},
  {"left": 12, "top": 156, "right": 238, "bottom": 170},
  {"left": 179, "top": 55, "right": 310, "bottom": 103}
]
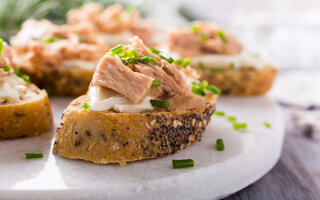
[
  {"left": 233, "top": 123, "right": 247, "bottom": 130},
  {"left": 82, "top": 102, "right": 90, "bottom": 110},
  {"left": 0, "top": 38, "right": 3, "bottom": 55},
  {"left": 25, "top": 153, "right": 43, "bottom": 159},
  {"left": 2, "top": 65, "right": 12, "bottom": 72},
  {"left": 150, "top": 99, "right": 169, "bottom": 109},
  {"left": 210, "top": 68, "right": 223, "bottom": 73},
  {"left": 206, "top": 84, "right": 221, "bottom": 95},
  {"left": 152, "top": 80, "right": 161, "bottom": 86},
  {"left": 159, "top": 52, "right": 174, "bottom": 63},
  {"left": 200, "top": 33, "right": 207, "bottom": 44},
  {"left": 149, "top": 47, "right": 160, "bottom": 54},
  {"left": 172, "top": 159, "right": 194, "bottom": 169},
  {"left": 198, "top": 61, "right": 204, "bottom": 69},
  {"left": 230, "top": 62, "right": 235, "bottom": 69},
  {"left": 78, "top": 35, "right": 85, "bottom": 43},
  {"left": 263, "top": 121, "right": 271, "bottom": 128},
  {"left": 45, "top": 85, "right": 52, "bottom": 96},
  {"left": 43, "top": 36, "right": 65, "bottom": 44},
  {"left": 174, "top": 57, "right": 190, "bottom": 68},
  {"left": 190, "top": 23, "right": 200, "bottom": 33},
  {"left": 216, "top": 138, "right": 225, "bottom": 151},
  {"left": 125, "top": 5, "right": 137, "bottom": 14},
  {"left": 110, "top": 44, "right": 125, "bottom": 55},
  {"left": 192, "top": 85, "right": 206, "bottom": 96},
  {"left": 122, "top": 59, "right": 128, "bottom": 66},
  {"left": 227, "top": 116, "right": 237, "bottom": 122},
  {"left": 137, "top": 55, "right": 157, "bottom": 63},
  {"left": 215, "top": 111, "right": 225, "bottom": 116},
  {"left": 217, "top": 30, "right": 228, "bottom": 43},
  {"left": 14, "top": 67, "right": 31, "bottom": 83}
]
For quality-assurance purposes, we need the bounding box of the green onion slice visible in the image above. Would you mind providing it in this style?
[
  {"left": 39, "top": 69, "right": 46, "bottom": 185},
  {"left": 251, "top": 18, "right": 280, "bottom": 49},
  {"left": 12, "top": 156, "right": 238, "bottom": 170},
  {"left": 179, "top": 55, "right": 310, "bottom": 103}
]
[
  {"left": 14, "top": 67, "right": 31, "bottom": 83},
  {"left": 263, "top": 121, "right": 271, "bottom": 128},
  {"left": 82, "top": 102, "right": 90, "bottom": 110},
  {"left": 149, "top": 47, "right": 160, "bottom": 54},
  {"left": 190, "top": 23, "right": 200, "bottom": 33},
  {"left": 210, "top": 68, "right": 223, "bottom": 73},
  {"left": 233, "top": 123, "right": 247, "bottom": 130},
  {"left": 78, "top": 35, "right": 85, "bottom": 43},
  {"left": 43, "top": 36, "right": 65, "bottom": 44},
  {"left": 150, "top": 99, "right": 169, "bottom": 109},
  {"left": 216, "top": 138, "right": 225, "bottom": 151},
  {"left": 25, "top": 153, "right": 43, "bottom": 159},
  {"left": 227, "top": 116, "right": 237, "bottom": 122},
  {"left": 0, "top": 38, "right": 4, "bottom": 55},
  {"left": 159, "top": 52, "right": 174, "bottom": 63},
  {"left": 200, "top": 33, "right": 207, "bottom": 44},
  {"left": 174, "top": 57, "right": 190, "bottom": 68},
  {"left": 172, "top": 159, "right": 194, "bottom": 169},
  {"left": 2, "top": 65, "right": 12, "bottom": 72},
  {"left": 217, "top": 30, "right": 228, "bottom": 43},
  {"left": 215, "top": 111, "right": 225, "bottom": 116},
  {"left": 110, "top": 44, "right": 125, "bottom": 55},
  {"left": 152, "top": 80, "right": 161, "bottom": 86}
]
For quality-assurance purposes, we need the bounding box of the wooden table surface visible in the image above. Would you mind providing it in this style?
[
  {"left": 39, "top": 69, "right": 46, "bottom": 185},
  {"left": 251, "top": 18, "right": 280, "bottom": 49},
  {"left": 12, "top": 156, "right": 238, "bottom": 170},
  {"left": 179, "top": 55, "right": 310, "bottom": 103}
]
[{"left": 224, "top": 106, "right": 320, "bottom": 200}]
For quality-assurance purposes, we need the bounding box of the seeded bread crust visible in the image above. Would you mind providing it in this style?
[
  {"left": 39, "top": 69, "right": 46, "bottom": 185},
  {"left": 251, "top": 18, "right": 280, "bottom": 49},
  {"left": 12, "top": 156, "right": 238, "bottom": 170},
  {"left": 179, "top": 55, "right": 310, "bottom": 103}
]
[
  {"left": 195, "top": 66, "right": 277, "bottom": 95},
  {"left": 0, "top": 85, "right": 53, "bottom": 140},
  {"left": 53, "top": 95, "right": 215, "bottom": 165},
  {"left": 20, "top": 65, "right": 93, "bottom": 96}
]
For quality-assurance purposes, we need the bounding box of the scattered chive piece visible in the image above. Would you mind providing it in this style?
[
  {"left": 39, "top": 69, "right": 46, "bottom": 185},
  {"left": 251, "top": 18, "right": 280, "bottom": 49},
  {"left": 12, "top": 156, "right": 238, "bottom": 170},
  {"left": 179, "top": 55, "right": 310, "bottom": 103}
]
[
  {"left": 172, "top": 159, "right": 194, "bottom": 169},
  {"left": 2, "top": 65, "right": 12, "bottom": 72},
  {"left": 192, "top": 81, "right": 221, "bottom": 96},
  {"left": 25, "top": 153, "right": 43, "bottom": 159},
  {"left": 210, "top": 68, "right": 223, "bottom": 73},
  {"left": 198, "top": 61, "right": 204, "bottom": 69},
  {"left": 227, "top": 116, "right": 237, "bottom": 122},
  {"left": 110, "top": 44, "right": 125, "bottom": 55},
  {"left": 45, "top": 85, "right": 52, "bottom": 96},
  {"left": 200, "top": 33, "right": 207, "bottom": 44},
  {"left": 215, "top": 111, "right": 225, "bottom": 116},
  {"left": 217, "top": 30, "right": 228, "bottom": 43},
  {"left": 150, "top": 99, "right": 169, "bottom": 109},
  {"left": 125, "top": 5, "right": 137, "bottom": 14},
  {"left": 43, "top": 36, "right": 65, "bottom": 44},
  {"left": 78, "top": 35, "right": 85, "bottom": 43},
  {"left": 137, "top": 55, "right": 157, "bottom": 63},
  {"left": 82, "top": 102, "right": 90, "bottom": 110},
  {"left": 216, "top": 138, "right": 225, "bottom": 151},
  {"left": 192, "top": 85, "right": 206, "bottom": 96},
  {"left": 174, "top": 57, "right": 190, "bottom": 68},
  {"left": 190, "top": 23, "right": 200, "bottom": 33},
  {"left": 233, "top": 123, "right": 247, "bottom": 130},
  {"left": 159, "top": 52, "right": 174, "bottom": 63},
  {"left": 0, "top": 38, "right": 4, "bottom": 55},
  {"left": 149, "top": 47, "right": 160, "bottom": 54},
  {"left": 230, "top": 62, "right": 235, "bottom": 69},
  {"left": 122, "top": 59, "right": 128, "bottom": 66},
  {"left": 14, "top": 67, "right": 31, "bottom": 83},
  {"left": 206, "top": 84, "right": 221, "bottom": 95},
  {"left": 263, "top": 121, "right": 271, "bottom": 128},
  {"left": 152, "top": 80, "right": 161, "bottom": 86}
]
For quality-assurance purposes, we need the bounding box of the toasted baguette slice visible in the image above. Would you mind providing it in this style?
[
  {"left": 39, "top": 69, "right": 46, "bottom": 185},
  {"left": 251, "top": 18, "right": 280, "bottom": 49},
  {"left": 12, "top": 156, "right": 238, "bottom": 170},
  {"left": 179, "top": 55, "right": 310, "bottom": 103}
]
[
  {"left": 196, "top": 66, "right": 277, "bottom": 95},
  {"left": 0, "top": 84, "right": 53, "bottom": 140},
  {"left": 53, "top": 95, "right": 215, "bottom": 165},
  {"left": 20, "top": 65, "right": 93, "bottom": 96}
]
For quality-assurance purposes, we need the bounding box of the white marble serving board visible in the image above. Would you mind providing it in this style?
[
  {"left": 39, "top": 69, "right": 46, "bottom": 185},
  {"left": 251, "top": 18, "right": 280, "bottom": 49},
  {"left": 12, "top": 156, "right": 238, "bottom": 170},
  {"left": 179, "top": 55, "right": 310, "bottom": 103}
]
[{"left": 0, "top": 96, "right": 285, "bottom": 200}]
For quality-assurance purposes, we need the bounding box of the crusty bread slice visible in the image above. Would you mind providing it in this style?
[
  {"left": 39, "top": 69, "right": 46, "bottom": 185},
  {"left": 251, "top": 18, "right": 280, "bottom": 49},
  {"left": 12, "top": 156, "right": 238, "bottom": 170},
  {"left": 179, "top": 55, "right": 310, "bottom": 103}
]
[
  {"left": 0, "top": 84, "right": 53, "bottom": 140},
  {"left": 196, "top": 66, "right": 277, "bottom": 95},
  {"left": 53, "top": 95, "right": 215, "bottom": 165},
  {"left": 20, "top": 64, "right": 93, "bottom": 96}
]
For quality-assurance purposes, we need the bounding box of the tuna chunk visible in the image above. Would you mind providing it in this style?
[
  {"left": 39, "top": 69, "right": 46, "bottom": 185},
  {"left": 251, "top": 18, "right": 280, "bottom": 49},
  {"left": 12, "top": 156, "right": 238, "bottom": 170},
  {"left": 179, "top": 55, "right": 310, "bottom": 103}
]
[
  {"left": 91, "top": 53, "right": 154, "bottom": 104},
  {"left": 168, "top": 21, "right": 243, "bottom": 57},
  {"left": 0, "top": 42, "right": 14, "bottom": 68}
]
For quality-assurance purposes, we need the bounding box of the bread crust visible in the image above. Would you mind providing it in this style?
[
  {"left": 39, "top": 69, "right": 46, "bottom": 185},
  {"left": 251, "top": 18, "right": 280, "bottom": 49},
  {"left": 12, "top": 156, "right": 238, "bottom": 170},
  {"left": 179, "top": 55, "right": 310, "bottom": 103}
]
[
  {"left": 196, "top": 66, "right": 277, "bottom": 95},
  {"left": 0, "top": 86, "right": 53, "bottom": 140},
  {"left": 20, "top": 65, "right": 93, "bottom": 96},
  {"left": 53, "top": 95, "right": 215, "bottom": 165}
]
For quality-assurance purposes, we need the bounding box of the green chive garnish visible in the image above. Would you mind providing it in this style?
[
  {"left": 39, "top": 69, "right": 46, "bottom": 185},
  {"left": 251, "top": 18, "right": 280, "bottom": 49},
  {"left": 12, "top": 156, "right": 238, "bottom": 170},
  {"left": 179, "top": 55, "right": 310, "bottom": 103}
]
[
  {"left": 192, "top": 85, "right": 206, "bottom": 96},
  {"left": 198, "top": 61, "right": 204, "bottom": 69},
  {"left": 210, "top": 68, "right": 223, "bottom": 73},
  {"left": 216, "top": 138, "right": 225, "bottom": 151},
  {"left": 233, "top": 123, "right": 247, "bottom": 130},
  {"left": 215, "top": 111, "right": 225, "bottom": 116},
  {"left": 172, "top": 159, "right": 194, "bottom": 169},
  {"left": 206, "top": 84, "right": 221, "bottom": 95},
  {"left": 78, "top": 35, "right": 85, "bottom": 43},
  {"left": 190, "top": 23, "right": 200, "bottom": 33},
  {"left": 217, "top": 30, "right": 228, "bottom": 43},
  {"left": 137, "top": 55, "right": 157, "bottom": 63},
  {"left": 45, "top": 85, "right": 52, "bottom": 96},
  {"left": 263, "top": 121, "right": 271, "bottom": 128},
  {"left": 159, "top": 52, "right": 174, "bottom": 63},
  {"left": 43, "top": 36, "right": 65, "bottom": 44},
  {"left": 152, "top": 80, "right": 161, "bottom": 86},
  {"left": 230, "top": 62, "right": 235, "bottom": 69},
  {"left": 25, "top": 153, "right": 43, "bottom": 159},
  {"left": 149, "top": 47, "right": 160, "bottom": 54},
  {"left": 200, "top": 33, "right": 207, "bottom": 44},
  {"left": 192, "top": 81, "right": 221, "bottom": 96},
  {"left": 174, "top": 57, "right": 190, "bottom": 68},
  {"left": 150, "top": 99, "right": 169, "bottom": 109},
  {"left": 82, "top": 102, "right": 90, "bottom": 110},
  {"left": 110, "top": 44, "right": 125, "bottom": 55},
  {"left": 14, "top": 67, "right": 31, "bottom": 83},
  {"left": 125, "top": 5, "right": 137, "bottom": 14},
  {"left": 0, "top": 38, "right": 4, "bottom": 55},
  {"left": 2, "top": 65, "right": 12, "bottom": 72},
  {"left": 227, "top": 116, "right": 237, "bottom": 122}
]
